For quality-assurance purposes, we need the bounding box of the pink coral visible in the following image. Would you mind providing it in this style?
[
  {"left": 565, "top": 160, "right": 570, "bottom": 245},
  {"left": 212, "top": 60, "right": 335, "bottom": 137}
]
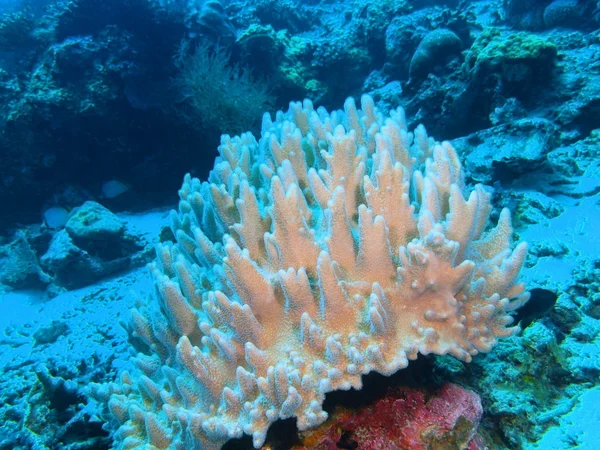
[
  {"left": 297, "top": 383, "right": 484, "bottom": 450},
  {"left": 92, "top": 95, "right": 527, "bottom": 449}
]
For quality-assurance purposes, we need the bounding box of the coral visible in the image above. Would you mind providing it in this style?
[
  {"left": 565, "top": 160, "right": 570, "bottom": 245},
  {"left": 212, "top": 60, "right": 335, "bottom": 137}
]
[
  {"left": 92, "top": 95, "right": 528, "bottom": 449},
  {"left": 194, "top": 0, "right": 237, "bottom": 40},
  {"left": 542, "top": 0, "right": 599, "bottom": 29},
  {"left": 409, "top": 29, "right": 462, "bottom": 81},
  {"left": 235, "top": 25, "right": 324, "bottom": 101},
  {"left": 312, "top": 31, "right": 372, "bottom": 102},
  {"left": 157, "top": 0, "right": 236, "bottom": 41},
  {"left": 464, "top": 29, "right": 558, "bottom": 90},
  {"left": 543, "top": 0, "right": 581, "bottom": 28},
  {"left": 297, "top": 383, "right": 484, "bottom": 450},
  {"left": 0, "top": 8, "right": 35, "bottom": 51},
  {"left": 171, "top": 42, "right": 273, "bottom": 134},
  {"left": 6, "top": 358, "right": 108, "bottom": 450},
  {"left": 249, "top": 0, "right": 313, "bottom": 34}
]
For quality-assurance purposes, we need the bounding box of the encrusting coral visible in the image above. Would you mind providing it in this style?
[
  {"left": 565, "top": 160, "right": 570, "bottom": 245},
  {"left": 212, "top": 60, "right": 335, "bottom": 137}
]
[{"left": 91, "top": 95, "right": 529, "bottom": 449}]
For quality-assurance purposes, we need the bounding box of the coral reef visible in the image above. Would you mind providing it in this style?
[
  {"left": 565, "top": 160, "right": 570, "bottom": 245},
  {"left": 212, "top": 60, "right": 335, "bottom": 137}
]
[
  {"left": 2, "top": 0, "right": 599, "bottom": 448},
  {"left": 92, "top": 95, "right": 528, "bottom": 448},
  {"left": 1, "top": 0, "right": 597, "bottom": 236}
]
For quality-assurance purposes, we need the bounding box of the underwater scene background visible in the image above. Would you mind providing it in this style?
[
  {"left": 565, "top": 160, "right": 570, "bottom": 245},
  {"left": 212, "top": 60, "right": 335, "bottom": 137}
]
[{"left": 0, "top": 0, "right": 599, "bottom": 449}]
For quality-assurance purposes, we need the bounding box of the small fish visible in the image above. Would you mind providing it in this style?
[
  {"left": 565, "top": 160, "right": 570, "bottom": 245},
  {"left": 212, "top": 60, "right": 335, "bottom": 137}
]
[
  {"left": 101, "top": 179, "right": 131, "bottom": 199},
  {"left": 42, "top": 206, "right": 70, "bottom": 229},
  {"left": 513, "top": 288, "right": 558, "bottom": 330}
]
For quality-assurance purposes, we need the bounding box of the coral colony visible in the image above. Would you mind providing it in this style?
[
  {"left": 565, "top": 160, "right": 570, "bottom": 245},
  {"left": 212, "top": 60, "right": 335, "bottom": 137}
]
[{"left": 92, "top": 95, "right": 528, "bottom": 449}]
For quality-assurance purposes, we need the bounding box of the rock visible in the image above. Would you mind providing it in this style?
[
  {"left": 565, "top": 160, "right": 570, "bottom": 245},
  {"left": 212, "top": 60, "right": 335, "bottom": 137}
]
[
  {"left": 456, "top": 118, "right": 558, "bottom": 184},
  {"left": 544, "top": 135, "right": 600, "bottom": 197},
  {"left": 490, "top": 98, "right": 527, "bottom": 125},
  {"left": 502, "top": 0, "right": 548, "bottom": 30},
  {"left": 65, "top": 201, "right": 125, "bottom": 248},
  {"left": 33, "top": 321, "right": 69, "bottom": 347},
  {"left": 0, "top": 231, "right": 51, "bottom": 290},
  {"left": 39, "top": 201, "right": 151, "bottom": 290}
]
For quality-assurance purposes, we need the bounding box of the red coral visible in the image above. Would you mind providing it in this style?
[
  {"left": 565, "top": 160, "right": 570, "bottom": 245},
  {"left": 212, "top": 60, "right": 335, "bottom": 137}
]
[{"left": 296, "top": 383, "right": 485, "bottom": 450}]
